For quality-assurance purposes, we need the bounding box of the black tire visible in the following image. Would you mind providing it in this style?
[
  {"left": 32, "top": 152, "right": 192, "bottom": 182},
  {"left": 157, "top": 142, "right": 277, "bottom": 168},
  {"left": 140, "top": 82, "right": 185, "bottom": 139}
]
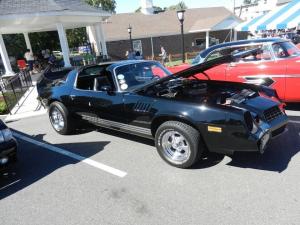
[
  {"left": 49, "top": 101, "right": 74, "bottom": 135},
  {"left": 155, "top": 121, "right": 203, "bottom": 168}
]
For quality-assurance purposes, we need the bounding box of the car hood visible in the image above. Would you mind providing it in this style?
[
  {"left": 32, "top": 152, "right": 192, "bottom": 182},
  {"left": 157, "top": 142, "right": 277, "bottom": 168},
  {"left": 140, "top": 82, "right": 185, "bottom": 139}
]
[{"left": 137, "top": 48, "right": 261, "bottom": 92}]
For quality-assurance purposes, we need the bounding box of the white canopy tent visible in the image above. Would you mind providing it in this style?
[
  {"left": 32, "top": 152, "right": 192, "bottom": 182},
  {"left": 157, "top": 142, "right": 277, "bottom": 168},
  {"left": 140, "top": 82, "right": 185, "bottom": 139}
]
[
  {"left": 236, "top": 0, "right": 300, "bottom": 32},
  {"left": 0, "top": 0, "right": 111, "bottom": 76}
]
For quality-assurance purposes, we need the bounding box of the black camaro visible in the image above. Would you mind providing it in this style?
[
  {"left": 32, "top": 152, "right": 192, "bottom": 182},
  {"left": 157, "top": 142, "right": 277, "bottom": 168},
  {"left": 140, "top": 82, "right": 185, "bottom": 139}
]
[
  {"left": 38, "top": 51, "right": 288, "bottom": 168},
  {"left": 0, "top": 119, "right": 17, "bottom": 169}
]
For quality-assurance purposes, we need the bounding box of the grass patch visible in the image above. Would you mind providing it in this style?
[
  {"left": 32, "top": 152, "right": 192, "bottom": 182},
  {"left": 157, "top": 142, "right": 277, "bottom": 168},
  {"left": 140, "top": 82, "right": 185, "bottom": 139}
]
[
  {"left": 0, "top": 97, "right": 8, "bottom": 115},
  {"left": 0, "top": 91, "right": 24, "bottom": 115},
  {"left": 165, "top": 59, "right": 192, "bottom": 67}
]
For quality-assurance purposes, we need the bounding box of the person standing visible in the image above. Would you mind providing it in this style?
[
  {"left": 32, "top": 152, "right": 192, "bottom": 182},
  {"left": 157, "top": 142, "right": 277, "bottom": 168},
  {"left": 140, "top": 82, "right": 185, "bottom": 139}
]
[
  {"left": 24, "top": 49, "right": 34, "bottom": 72},
  {"left": 159, "top": 46, "right": 167, "bottom": 66}
]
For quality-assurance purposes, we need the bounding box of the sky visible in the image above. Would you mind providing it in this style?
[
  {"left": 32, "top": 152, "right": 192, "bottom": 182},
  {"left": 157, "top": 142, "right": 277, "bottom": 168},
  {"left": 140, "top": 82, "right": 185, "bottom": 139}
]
[{"left": 115, "top": 0, "right": 245, "bottom": 14}]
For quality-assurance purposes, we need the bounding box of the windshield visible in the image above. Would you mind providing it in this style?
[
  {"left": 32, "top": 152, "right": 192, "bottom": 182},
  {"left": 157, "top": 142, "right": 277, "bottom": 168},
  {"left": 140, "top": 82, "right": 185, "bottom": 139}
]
[
  {"left": 272, "top": 41, "right": 300, "bottom": 58},
  {"left": 115, "top": 61, "right": 171, "bottom": 91}
]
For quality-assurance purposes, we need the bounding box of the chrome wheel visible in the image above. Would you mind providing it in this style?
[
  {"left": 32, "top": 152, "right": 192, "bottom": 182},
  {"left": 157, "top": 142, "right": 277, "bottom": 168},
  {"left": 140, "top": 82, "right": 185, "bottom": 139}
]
[
  {"left": 161, "top": 130, "right": 191, "bottom": 164},
  {"left": 50, "top": 108, "right": 65, "bottom": 131}
]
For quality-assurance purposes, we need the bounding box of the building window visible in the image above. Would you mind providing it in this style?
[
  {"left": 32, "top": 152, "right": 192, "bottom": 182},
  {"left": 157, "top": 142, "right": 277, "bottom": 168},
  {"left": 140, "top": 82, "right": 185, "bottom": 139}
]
[
  {"left": 133, "top": 40, "right": 143, "bottom": 54},
  {"left": 195, "top": 37, "right": 219, "bottom": 48},
  {"left": 195, "top": 38, "right": 206, "bottom": 47}
]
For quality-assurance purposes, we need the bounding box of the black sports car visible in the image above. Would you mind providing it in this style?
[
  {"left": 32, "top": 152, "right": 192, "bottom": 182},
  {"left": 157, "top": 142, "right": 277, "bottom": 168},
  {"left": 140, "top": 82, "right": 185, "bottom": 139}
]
[
  {"left": 0, "top": 119, "right": 17, "bottom": 169},
  {"left": 38, "top": 51, "right": 288, "bottom": 168}
]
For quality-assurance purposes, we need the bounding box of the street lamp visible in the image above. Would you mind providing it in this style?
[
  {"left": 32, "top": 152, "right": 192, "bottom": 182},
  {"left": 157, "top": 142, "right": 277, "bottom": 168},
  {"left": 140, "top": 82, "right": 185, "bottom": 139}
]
[
  {"left": 127, "top": 25, "right": 133, "bottom": 53},
  {"left": 177, "top": 10, "right": 185, "bottom": 63}
]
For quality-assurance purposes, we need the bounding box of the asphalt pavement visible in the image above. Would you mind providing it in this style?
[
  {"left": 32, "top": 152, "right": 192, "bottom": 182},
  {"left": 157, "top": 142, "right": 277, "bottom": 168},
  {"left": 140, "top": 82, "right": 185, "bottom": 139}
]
[{"left": 0, "top": 112, "right": 299, "bottom": 225}]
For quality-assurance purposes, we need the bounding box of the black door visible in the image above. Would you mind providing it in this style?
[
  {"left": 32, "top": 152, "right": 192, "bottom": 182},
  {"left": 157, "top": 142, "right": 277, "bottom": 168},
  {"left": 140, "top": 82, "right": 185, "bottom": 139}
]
[{"left": 70, "top": 65, "right": 124, "bottom": 125}]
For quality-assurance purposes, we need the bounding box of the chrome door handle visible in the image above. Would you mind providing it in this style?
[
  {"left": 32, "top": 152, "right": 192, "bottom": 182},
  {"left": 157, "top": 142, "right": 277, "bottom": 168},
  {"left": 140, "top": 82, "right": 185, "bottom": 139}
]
[{"left": 228, "top": 63, "right": 236, "bottom": 67}]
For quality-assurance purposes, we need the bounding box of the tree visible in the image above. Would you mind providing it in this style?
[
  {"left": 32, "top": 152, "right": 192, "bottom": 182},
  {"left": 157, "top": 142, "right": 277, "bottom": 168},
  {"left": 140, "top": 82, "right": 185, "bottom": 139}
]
[
  {"left": 85, "top": 0, "right": 116, "bottom": 13},
  {"left": 66, "top": 28, "right": 88, "bottom": 49},
  {"left": 135, "top": 6, "right": 165, "bottom": 13},
  {"left": 168, "top": 1, "right": 187, "bottom": 11},
  {"left": 243, "top": 0, "right": 252, "bottom": 4}
]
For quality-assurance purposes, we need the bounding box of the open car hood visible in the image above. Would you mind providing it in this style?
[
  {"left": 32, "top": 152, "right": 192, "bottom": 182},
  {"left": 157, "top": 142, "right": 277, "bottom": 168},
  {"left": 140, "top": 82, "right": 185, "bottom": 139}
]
[{"left": 136, "top": 48, "right": 262, "bottom": 92}]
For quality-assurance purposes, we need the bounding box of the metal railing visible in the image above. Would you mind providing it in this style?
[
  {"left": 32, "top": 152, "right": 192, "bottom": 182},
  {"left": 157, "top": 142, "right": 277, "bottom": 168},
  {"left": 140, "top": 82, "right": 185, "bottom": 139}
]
[{"left": 0, "top": 69, "right": 33, "bottom": 115}]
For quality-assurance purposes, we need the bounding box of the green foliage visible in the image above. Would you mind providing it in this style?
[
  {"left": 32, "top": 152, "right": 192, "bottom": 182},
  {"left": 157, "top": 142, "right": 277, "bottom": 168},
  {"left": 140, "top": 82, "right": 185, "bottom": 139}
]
[
  {"left": 135, "top": 6, "right": 165, "bottom": 13},
  {"left": 243, "top": 0, "right": 252, "bottom": 4},
  {"left": 66, "top": 27, "right": 88, "bottom": 49},
  {"left": 168, "top": 1, "right": 188, "bottom": 11},
  {"left": 29, "top": 32, "right": 60, "bottom": 53},
  {"left": 3, "top": 34, "right": 27, "bottom": 59},
  {"left": 0, "top": 100, "right": 8, "bottom": 115},
  {"left": 3, "top": 32, "right": 60, "bottom": 59},
  {"left": 85, "top": 0, "right": 116, "bottom": 12}
]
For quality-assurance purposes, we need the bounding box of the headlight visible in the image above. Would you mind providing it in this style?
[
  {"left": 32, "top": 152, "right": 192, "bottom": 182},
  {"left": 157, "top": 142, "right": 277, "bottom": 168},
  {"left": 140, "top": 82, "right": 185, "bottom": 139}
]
[
  {"left": 0, "top": 128, "right": 13, "bottom": 142},
  {"left": 244, "top": 111, "right": 259, "bottom": 134}
]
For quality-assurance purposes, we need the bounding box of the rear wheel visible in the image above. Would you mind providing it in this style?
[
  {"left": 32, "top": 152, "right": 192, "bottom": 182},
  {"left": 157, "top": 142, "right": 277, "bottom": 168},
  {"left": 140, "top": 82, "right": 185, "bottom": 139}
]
[
  {"left": 49, "top": 101, "right": 74, "bottom": 135},
  {"left": 155, "top": 121, "right": 203, "bottom": 168}
]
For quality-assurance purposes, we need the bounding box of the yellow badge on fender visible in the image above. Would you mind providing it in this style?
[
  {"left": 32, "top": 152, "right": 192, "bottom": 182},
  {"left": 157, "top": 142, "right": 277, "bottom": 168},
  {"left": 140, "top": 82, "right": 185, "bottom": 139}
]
[{"left": 207, "top": 126, "right": 222, "bottom": 133}]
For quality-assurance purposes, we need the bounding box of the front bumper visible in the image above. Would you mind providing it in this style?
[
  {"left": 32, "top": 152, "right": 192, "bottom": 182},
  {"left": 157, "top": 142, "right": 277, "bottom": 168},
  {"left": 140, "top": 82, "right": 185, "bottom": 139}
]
[{"left": 0, "top": 138, "right": 17, "bottom": 169}]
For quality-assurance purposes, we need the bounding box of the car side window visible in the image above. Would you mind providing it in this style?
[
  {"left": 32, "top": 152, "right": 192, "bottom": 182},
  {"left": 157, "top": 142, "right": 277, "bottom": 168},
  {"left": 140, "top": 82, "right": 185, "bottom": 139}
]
[
  {"left": 76, "top": 66, "right": 114, "bottom": 91},
  {"left": 237, "top": 45, "right": 272, "bottom": 62},
  {"left": 93, "top": 70, "right": 115, "bottom": 91},
  {"left": 272, "top": 43, "right": 288, "bottom": 58},
  {"left": 205, "top": 50, "right": 222, "bottom": 62}
]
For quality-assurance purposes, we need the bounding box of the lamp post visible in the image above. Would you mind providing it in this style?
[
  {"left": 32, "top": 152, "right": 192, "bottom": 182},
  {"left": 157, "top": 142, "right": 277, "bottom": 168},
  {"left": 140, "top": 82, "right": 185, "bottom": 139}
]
[
  {"left": 127, "top": 25, "right": 133, "bottom": 53},
  {"left": 177, "top": 10, "right": 185, "bottom": 63}
]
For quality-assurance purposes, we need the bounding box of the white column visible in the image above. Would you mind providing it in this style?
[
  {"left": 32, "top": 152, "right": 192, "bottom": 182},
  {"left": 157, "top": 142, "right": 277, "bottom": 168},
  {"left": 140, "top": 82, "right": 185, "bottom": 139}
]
[
  {"left": 150, "top": 37, "right": 154, "bottom": 60},
  {"left": 56, "top": 23, "right": 71, "bottom": 67},
  {"left": 95, "top": 22, "right": 108, "bottom": 57},
  {"left": 206, "top": 31, "right": 210, "bottom": 49},
  {"left": 0, "top": 34, "right": 15, "bottom": 76},
  {"left": 23, "top": 32, "right": 32, "bottom": 52},
  {"left": 87, "top": 26, "right": 101, "bottom": 56},
  {"left": 233, "top": 29, "right": 238, "bottom": 41}
]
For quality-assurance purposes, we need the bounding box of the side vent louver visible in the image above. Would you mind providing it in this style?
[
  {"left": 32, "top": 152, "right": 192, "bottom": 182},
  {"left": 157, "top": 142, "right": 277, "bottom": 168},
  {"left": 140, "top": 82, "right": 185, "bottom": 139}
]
[{"left": 134, "top": 101, "right": 152, "bottom": 113}]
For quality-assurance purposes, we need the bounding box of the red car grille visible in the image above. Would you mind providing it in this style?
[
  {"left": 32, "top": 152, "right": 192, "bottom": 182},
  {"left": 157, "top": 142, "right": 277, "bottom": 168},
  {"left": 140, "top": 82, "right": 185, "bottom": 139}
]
[{"left": 263, "top": 106, "right": 283, "bottom": 122}]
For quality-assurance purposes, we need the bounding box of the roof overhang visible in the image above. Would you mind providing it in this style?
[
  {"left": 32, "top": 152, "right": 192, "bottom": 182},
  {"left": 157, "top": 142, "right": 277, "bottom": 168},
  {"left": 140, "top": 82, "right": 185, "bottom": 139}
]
[
  {"left": 189, "top": 15, "right": 242, "bottom": 33},
  {"left": 0, "top": 11, "right": 111, "bottom": 34}
]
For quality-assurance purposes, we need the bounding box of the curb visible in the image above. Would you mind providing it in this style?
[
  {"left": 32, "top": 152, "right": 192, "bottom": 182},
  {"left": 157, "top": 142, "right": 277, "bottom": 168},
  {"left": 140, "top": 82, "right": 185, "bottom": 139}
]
[{"left": 5, "top": 110, "right": 47, "bottom": 122}]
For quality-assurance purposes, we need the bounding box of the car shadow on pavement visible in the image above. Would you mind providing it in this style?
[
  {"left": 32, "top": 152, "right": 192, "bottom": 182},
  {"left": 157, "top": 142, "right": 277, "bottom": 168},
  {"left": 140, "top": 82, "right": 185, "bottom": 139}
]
[
  {"left": 0, "top": 129, "right": 110, "bottom": 200},
  {"left": 226, "top": 122, "right": 300, "bottom": 173},
  {"left": 80, "top": 122, "right": 299, "bottom": 173},
  {"left": 285, "top": 103, "right": 300, "bottom": 111},
  {"left": 191, "top": 152, "right": 225, "bottom": 169}
]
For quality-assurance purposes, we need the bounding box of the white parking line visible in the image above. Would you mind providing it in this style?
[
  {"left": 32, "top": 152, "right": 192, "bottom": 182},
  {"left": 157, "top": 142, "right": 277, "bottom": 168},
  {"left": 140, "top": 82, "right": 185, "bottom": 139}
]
[
  {"left": 13, "top": 132, "right": 127, "bottom": 178},
  {"left": 289, "top": 120, "right": 300, "bottom": 124}
]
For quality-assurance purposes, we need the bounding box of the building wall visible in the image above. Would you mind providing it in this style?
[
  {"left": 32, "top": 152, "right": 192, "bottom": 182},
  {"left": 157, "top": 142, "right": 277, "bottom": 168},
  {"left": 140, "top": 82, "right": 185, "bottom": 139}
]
[{"left": 107, "top": 30, "right": 248, "bottom": 60}]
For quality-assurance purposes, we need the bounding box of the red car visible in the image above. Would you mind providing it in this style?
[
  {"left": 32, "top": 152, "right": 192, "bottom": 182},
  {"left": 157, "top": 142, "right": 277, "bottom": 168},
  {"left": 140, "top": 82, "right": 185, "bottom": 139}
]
[{"left": 168, "top": 38, "right": 300, "bottom": 102}]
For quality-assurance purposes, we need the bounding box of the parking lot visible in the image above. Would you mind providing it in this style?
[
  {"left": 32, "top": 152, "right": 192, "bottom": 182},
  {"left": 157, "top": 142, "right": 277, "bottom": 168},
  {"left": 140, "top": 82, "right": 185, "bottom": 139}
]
[{"left": 0, "top": 113, "right": 299, "bottom": 225}]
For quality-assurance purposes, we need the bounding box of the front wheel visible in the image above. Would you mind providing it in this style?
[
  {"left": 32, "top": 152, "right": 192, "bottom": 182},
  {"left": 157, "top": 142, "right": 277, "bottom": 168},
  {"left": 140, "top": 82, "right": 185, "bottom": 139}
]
[
  {"left": 155, "top": 121, "right": 203, "bottom": 168},
  {"left": 49, "top": 101, "right": 74, "bottom": 135}
]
